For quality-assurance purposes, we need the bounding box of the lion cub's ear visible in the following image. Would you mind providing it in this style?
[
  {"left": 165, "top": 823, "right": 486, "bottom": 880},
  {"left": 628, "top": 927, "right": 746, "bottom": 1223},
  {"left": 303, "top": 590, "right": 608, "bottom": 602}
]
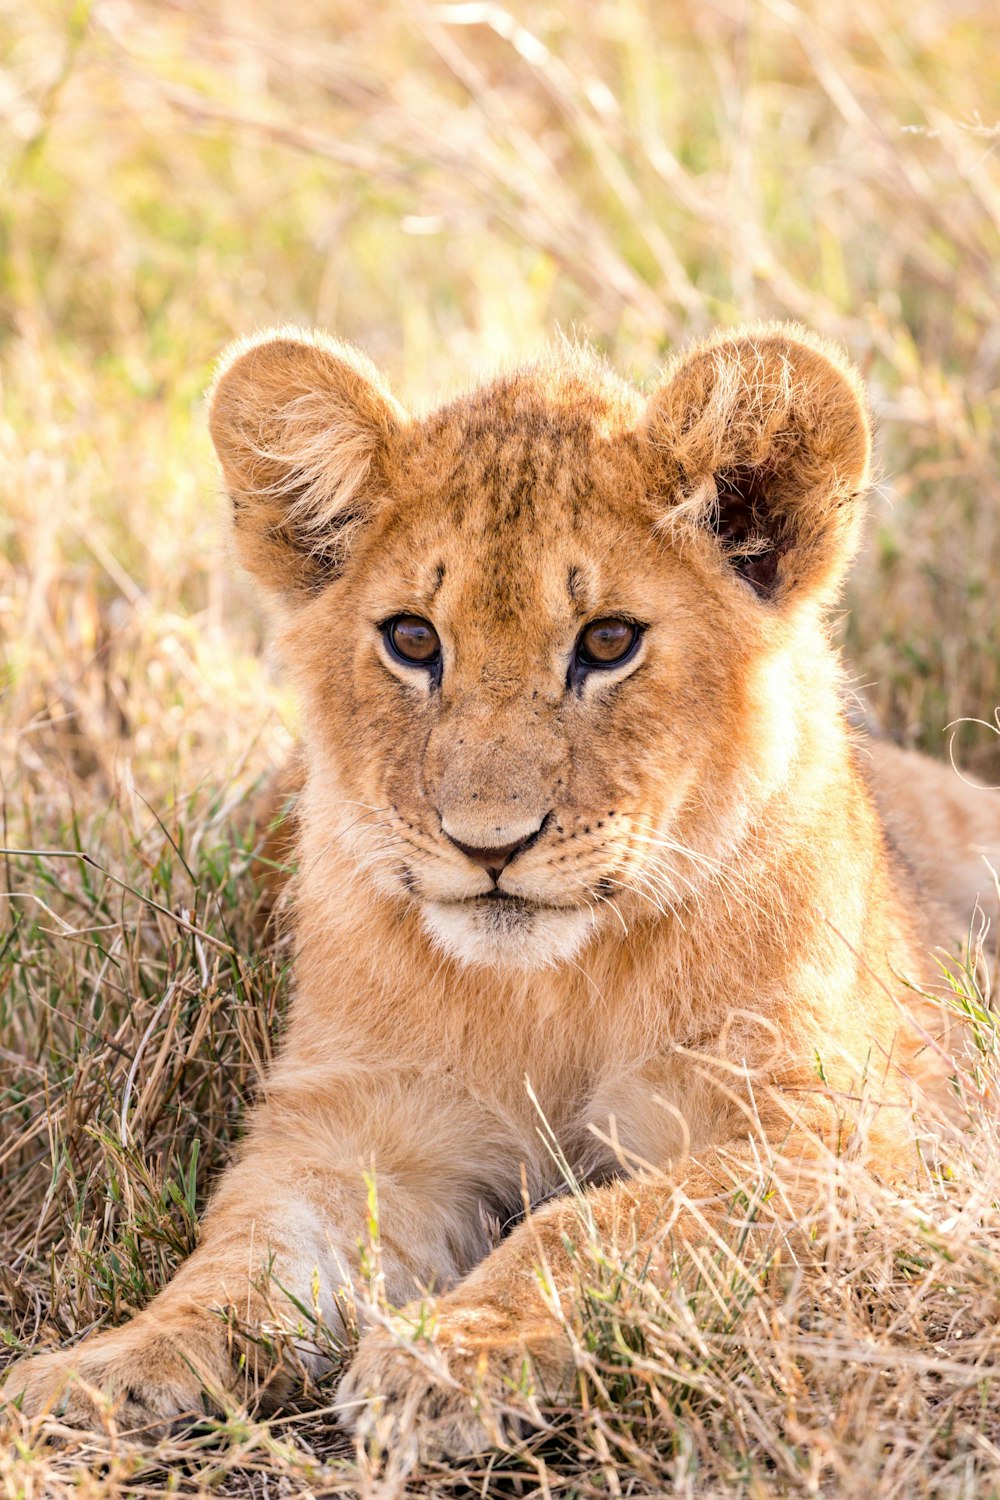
[
  {"left": 208, "top": 328, "right": 407, "bottom": 600},
  {"left": 644, "top": 323, "right": 872, "bottom": 606}
]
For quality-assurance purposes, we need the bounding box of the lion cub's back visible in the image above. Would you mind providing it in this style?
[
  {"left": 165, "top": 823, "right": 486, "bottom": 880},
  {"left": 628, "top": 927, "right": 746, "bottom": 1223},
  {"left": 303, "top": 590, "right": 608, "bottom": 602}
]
[{"left": 865, "top": 737, "right": 1000, "bottom": 939}]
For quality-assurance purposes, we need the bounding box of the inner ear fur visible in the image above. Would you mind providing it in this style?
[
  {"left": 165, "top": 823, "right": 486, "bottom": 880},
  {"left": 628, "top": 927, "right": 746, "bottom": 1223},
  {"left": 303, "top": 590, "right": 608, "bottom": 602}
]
[
  {"left": 208, "top": 327, "right": 407, "bottom": 599},
  {"left": 644, "top": 322, "right": 873, "bottom": 604}
]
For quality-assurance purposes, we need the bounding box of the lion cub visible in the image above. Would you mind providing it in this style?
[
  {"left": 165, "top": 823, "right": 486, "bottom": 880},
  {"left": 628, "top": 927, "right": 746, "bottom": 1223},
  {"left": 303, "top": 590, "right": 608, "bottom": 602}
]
[{"left": 6, "top": 323, "right": 999, "bottom": 1456}]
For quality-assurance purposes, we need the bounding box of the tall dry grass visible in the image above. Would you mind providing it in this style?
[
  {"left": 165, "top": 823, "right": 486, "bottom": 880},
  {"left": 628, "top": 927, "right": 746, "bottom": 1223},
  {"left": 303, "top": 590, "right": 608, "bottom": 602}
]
[{"left": 2, "top": 0, "right": 1000, "bottom": 1493}]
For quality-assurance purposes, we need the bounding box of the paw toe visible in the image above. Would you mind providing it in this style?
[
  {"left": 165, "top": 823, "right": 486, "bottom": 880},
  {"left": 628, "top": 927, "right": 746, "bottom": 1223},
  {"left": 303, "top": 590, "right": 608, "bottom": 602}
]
[
  {"left": 3, "top": 1342, "right": 210, "bottom": 1435},
  {"left": 335, "top": 1326, "right": 541, "bottom": 1460}
]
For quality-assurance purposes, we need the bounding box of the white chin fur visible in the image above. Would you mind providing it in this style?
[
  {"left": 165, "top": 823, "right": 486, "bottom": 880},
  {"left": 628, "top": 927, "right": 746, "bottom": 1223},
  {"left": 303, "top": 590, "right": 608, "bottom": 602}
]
[{"left": 421, "top": 899, "right": 595, "bottom": 972}]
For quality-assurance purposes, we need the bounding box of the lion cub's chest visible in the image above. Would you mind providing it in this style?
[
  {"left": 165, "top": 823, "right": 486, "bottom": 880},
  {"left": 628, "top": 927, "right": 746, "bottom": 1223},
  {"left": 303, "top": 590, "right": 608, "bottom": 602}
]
[{"left": 461, "top": 1027, "right": 701, "bottom": 1191}]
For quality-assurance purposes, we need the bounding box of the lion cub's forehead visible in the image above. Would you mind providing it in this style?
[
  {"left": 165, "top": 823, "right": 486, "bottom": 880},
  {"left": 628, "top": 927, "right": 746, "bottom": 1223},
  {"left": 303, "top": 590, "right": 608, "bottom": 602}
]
[{"left": 382, "top": 362, "right": 652, "bottom": 617}]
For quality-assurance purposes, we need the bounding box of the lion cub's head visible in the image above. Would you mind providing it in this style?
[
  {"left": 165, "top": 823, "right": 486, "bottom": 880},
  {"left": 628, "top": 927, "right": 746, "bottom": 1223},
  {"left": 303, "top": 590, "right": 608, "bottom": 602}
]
[{"left": 210, "top": 324, "right": 871, "bottom": 970}]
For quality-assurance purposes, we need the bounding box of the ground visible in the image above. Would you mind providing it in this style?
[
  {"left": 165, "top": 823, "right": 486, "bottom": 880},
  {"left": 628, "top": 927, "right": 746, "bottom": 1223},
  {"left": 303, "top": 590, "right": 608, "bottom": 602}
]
[{"left": 2, "top": 2, "right": 1000, "bottom": 1494}]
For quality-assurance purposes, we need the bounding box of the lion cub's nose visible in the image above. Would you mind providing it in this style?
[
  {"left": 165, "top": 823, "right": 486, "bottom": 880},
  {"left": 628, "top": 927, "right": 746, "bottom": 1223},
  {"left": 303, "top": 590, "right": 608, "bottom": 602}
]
[{"left": 445, "top": 827, "right": 542, "bottom": 882}]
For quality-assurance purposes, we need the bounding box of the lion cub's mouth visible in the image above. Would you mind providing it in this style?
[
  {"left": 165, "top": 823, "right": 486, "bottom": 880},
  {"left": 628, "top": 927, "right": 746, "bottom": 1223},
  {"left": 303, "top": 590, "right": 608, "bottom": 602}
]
[{"left": 451, "top": 892, "right": 563, "bottom": 914}]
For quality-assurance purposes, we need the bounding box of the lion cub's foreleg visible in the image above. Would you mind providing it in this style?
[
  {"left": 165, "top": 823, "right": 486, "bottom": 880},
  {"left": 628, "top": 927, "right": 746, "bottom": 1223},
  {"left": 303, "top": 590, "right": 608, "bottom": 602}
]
[
  {"left": 2, "top": 1131, "right": 466, "bottom": 1432},
  {"left": 337, "top": 1101, "right": 900, "bottom": 1460}
]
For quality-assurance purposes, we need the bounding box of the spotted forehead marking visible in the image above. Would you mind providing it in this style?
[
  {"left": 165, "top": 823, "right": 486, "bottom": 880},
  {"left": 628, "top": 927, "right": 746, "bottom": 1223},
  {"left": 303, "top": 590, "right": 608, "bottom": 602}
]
[
  {"left": 447, "top": 413, "right": 607, "bottom": 620},
  {"left": 388, "top": 361, "right": 647, "bottom": 626},
  {"left": 428, "top": 560, "right": 446, "bottom": 601}
]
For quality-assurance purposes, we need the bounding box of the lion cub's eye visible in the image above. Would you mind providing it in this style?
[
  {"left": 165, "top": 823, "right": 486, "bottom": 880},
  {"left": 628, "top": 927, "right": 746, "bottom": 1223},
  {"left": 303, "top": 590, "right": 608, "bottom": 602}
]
[
  {"left": 576, "top": 618, "right": 640, "bottom": 669},
  {"left": 384, "top": 615, "right": 442, "bottom": 669}
]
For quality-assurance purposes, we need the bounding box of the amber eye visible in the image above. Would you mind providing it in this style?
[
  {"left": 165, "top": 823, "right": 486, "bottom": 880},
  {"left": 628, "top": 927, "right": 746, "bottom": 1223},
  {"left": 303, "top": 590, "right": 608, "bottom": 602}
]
[
  {"left": 576, "top": 618, "right": 640, "bottom": 669},
  {"left": 384, "top": 615, "right": 442, "bottom": 670}
]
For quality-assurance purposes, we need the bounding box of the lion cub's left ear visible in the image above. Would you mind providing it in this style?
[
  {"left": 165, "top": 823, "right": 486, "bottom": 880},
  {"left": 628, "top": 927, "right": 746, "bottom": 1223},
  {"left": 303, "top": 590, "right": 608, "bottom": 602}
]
[
  {"left": 209, "top": 328, "right": 407, "bottom": 601},
  {"left": 643, "top": 323, "right": 872, "bottom": 606}
]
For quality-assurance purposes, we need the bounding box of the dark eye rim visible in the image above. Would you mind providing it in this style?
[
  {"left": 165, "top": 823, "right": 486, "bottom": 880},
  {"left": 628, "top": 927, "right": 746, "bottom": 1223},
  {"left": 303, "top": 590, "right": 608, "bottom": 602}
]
[
  {"left": 381, "top": 614, "right": 443, "bottom": 676},
  {"left": 573, "top": 617, "right": 645, "bottom": 672}
]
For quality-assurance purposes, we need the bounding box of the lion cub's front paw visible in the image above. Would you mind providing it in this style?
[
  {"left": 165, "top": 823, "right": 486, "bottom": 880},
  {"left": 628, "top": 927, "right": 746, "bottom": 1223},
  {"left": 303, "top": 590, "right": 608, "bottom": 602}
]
[
  {"left": 2, "top": 1320, "right": 233, "bottom": 1435},
  {"left": 335, "top": 1299, "right": 571, "bottom": 1461}
]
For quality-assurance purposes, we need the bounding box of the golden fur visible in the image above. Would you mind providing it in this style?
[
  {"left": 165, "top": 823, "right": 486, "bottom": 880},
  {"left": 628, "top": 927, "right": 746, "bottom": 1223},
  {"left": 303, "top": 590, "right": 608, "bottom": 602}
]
[{"left": 5, "top": 323, "right": 1000, "bottom": 1457}]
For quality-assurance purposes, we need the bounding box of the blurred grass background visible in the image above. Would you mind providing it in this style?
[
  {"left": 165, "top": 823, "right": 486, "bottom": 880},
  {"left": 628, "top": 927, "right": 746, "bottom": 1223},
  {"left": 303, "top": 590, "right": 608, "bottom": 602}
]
[{"left": 2, "top": 2, "right": 1000, "bottom": 1492}]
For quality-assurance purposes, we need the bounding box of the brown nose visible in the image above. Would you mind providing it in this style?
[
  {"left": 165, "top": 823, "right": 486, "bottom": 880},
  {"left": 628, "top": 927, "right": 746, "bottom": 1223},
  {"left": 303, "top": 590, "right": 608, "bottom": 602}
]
[{"left": 446, "top": 828, "right": 542, "bottom": 882}]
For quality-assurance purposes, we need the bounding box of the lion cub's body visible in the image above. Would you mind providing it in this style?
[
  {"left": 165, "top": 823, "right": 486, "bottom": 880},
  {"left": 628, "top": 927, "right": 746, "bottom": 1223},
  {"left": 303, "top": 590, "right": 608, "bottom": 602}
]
[{"left": 6, "top": 323, "right": 999, "bottom": 1456}]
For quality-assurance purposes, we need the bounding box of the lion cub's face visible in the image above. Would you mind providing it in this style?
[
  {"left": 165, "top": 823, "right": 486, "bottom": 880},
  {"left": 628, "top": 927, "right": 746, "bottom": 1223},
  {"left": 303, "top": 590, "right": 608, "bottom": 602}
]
[
  {"left": 297, "top": 396, "right": 732, "bottom": 970},
  {"left": 210, "top": 325, "right": 871, "bottom": 970}
]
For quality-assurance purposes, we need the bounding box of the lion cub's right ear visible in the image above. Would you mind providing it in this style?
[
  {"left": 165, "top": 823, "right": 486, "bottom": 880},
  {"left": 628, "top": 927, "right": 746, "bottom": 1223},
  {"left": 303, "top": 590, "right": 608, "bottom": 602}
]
[{"left": 208, "top": 328, "right": 407, "bottom": 600}]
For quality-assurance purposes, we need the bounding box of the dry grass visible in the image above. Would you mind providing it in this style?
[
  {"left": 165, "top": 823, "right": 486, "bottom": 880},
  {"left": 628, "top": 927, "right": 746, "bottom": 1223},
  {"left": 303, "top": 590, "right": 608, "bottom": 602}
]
[{"left": 2, "top": 0, "right": 1000, "bottom": 1493}]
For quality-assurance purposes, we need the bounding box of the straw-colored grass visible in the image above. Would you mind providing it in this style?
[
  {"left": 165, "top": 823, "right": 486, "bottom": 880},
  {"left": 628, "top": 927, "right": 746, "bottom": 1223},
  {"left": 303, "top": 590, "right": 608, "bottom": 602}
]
[{"left": 2, "top": 1, "right": 999, "bottom": 1493}]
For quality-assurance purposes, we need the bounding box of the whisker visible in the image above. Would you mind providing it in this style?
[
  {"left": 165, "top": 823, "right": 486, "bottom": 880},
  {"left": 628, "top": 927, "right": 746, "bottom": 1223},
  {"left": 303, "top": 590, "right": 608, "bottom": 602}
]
[
  {"left": 561, "top": 950, "right": 610, "bottom": 1011},
  {"left": 597, "top": 872, "right": 686, "bottom": 931},
  {"left": 625, "top": 820, "right": 771, "bottom": 921}
]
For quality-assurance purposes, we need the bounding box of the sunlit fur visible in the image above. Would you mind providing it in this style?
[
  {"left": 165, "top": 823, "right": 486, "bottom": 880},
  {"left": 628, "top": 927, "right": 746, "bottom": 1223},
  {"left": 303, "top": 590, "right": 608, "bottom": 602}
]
[{"left": 6, "top": 323, "right": 1000, "bottom": 1459}]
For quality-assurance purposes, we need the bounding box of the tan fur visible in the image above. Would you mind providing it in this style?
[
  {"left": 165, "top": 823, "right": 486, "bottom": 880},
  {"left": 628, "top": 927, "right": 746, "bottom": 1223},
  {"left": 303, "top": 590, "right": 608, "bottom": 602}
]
[
  {"left": 865, "top": 738, "right": 1000, "bottom": 928},
  {"left": 6, "top": 323, "right": 1000, "bottom": 1458}
]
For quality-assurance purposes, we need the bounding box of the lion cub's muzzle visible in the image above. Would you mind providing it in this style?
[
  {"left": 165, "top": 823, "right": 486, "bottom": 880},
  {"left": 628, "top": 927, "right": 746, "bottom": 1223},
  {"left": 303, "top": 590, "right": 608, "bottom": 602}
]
[{"left": 415, "top": 805, "right": 608, "bottom": 970}]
